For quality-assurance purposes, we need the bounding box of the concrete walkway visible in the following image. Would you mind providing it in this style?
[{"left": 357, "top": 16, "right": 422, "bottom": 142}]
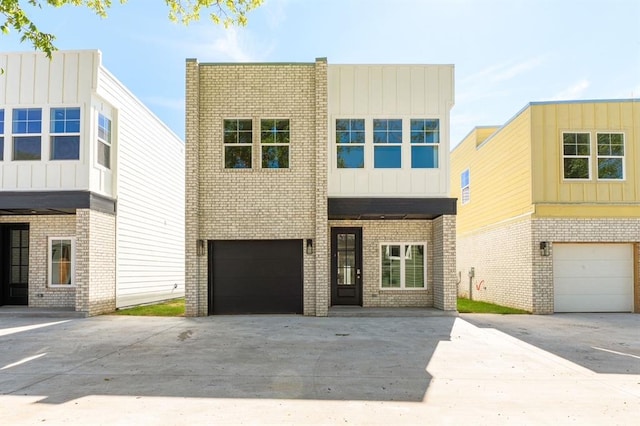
[{"left": 0, "top": 313, "right": 638, "bottom": 424}]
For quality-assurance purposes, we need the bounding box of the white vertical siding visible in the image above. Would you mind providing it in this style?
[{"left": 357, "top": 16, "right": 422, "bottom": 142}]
[
  {"left": 0, "top": 51, "right": 97, "bottom": 191},
  {"left": 94, "top": 66, "right": 185, "bottom": 307},
  {"left": 327, "top": 64, "right": 454, "bottom": 197}
]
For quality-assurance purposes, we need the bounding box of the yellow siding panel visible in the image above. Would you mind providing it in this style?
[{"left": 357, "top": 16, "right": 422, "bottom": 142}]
[
  {"left": 451, "top": 112, "right": 533, "bottom": 236},
  {"left": 535, "top": 204, "right": 640, "bottom": 218},
  {"left": 531, "top": 101, "right": 640, "bottom": 205}
]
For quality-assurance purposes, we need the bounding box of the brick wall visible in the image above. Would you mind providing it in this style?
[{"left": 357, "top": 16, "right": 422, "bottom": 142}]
[
  {"left": 0, "top": 215, "right": 76, "bottom": 308},
  {"left": 456, "top": 216, "right": 640, "bottom": 314},
  {"left": 75, "top": 209, "right": 116, "bottom": 316},
  {"left": 456, "top": 216, "right": 534, "bottom": 311},
  {"left": 433, "top": 215, "right": 457, "bottom": 311},
  {"left": 185, "top": 60, "right": 327, "bottom": 316},
  {"left": 329, "top": 219, "right": 437, "bottom": 308}
]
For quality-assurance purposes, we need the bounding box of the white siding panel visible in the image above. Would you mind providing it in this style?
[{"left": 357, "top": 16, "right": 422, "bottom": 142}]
[
  {"left": 19, "top": 54, "right": 36, "bottom": 104},
  {"left": 368, "top": 67, "right": 383, "bottom": 114},
  {"left": 0, "top": 51, "right": 95, "bottom": 191},
  {"left": 33, "top": 55, "right": 51, "bottom": 105},
  {"left": 382, "top": 67, "right": 397, "bottom": 114},
  {"left": 327, "top": 64, "right": 454, "bottom": 198},
  {"left": 48, "top": 55, "right": 65, "bottom": 104},
  {"left": 339, "top": 67, "right": 354, "bottom": 114},
  {"left": 4, "top": 55, "right": 21, "bottom": 104},
  {"left": 397, "top": 68, "right": 411, "bottom": 114},
  {"left": 95, "top": 67, "right": 185, "bottom": 307},
  {"left": 410, "top": 67, "right": 426, "bottom": 114},
  {"left": 63, "top": 53, "right": 79, "bottom": 104},
  {"left": 46, "top": 164, "right": 61, "bottom": 188}
]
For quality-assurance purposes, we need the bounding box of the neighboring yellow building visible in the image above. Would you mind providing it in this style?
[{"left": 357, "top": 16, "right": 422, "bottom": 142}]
[{"left": 451, "top": 99, "right": 639, "bottom": 314}]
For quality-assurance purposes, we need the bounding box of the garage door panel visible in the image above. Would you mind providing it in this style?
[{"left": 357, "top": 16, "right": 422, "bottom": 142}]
[
  {"left": 553, "top": 243, "right": 633, "bottom": 313},
  {"left": 210, "top": 240, "right": 303, "bottom": 315}
]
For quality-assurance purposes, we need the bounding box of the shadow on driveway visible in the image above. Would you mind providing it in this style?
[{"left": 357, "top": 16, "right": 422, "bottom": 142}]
[
  {"left": 0, "top": 315, "right": 456, "bottom": 404},
  {"left": 461, "top": 312, "right": 640, "bottom": 375}
]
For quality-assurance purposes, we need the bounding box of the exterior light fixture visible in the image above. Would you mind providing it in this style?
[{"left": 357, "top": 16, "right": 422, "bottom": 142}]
[
  {"left": 539, "top": 241, "right": 550, "bottom": 257},
  {"left": 306, "top": 239, "right": 314, "bottom": 255},
  {"left": 197, "top": 239, "right": 206, "bottom": 256}
]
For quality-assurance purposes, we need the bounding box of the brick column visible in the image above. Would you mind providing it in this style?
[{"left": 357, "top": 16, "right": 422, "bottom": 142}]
[
  {"left": 314, "top": 57, "right": 329, "bottom": 316},
  {"left": 433, "top": 214, "right": 457, "bottom": 311},
  {"left": 185, "top": 59, "right": 203, "bottom": 316}
]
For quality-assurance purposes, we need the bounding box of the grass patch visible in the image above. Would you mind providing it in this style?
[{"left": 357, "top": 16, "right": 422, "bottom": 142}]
[
  {"left": 458, "top": 298, "right": 529, "bottom": 314},
  {"left": 114, "top": 298, "right": 185, "bottom": 317}
]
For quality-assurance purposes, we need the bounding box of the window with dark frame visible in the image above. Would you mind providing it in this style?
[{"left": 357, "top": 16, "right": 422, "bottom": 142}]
[
  {"left": 261, "top": 119, "right": 290, "bottom": 168},
  {"left": 50, "top": 107, "right": 80, "bottom": 160},
  {"left": 12, "top": 108, "right": 42, "bottom": 161},
  {"left": 224, "top": 119, "right": 253, "bottom": 169}
]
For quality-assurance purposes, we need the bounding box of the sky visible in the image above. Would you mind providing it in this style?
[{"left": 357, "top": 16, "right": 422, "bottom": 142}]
[{"left": 2, "top": 0, "right": 639, "bottom": 146}]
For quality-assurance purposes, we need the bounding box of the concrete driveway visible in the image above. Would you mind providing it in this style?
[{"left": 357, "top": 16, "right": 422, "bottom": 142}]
[{"left": 0, "top": 313, "right": 638, "bottom": 425}]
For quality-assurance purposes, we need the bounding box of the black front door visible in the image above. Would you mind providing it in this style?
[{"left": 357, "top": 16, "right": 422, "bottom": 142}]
[
  {"left": 331, "top": 227, "right": 363, "bottom": 306},
  {"left": 0, "top": 224, "right": 30, "bottom": 306}
]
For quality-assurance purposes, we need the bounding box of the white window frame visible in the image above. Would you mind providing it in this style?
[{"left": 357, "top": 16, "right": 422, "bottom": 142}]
[
  {"left": 48, "top": 237, "right": 76, "bottom": 287},
  {"left": 373, "top": 118, "right": 402, "bottom": 169},
  {"left": 0, "top": 108, "right": 4, "bottom": 161},
  {"left": 595, "top": 132, "right": 625, "bottom": 181},
  {"left": 97, "top": 113, "right": 112, "bottom": 170},
  {"left": 50, "top": 107, "right": 81, "bottom": 161},
  {"left": 12, "top": 107, "right": 43, "bottom": 161},
  {"left": 335, "top": 118, "right": 366, "bottom": 169},
  {"left": 260, "top": 118, "right": 290, "bottom": 169},
  {"left": 379, "top": 242, "right": 427, "bottom": 290},
  {"left": 562, "top": 131, "right": 591, "bottom": 180},
  {"left": 461, "top": 168, "right": 470, "bottom": 205},
  {"left": 223, "top": 118, "right": 253, "bottom": 169}
]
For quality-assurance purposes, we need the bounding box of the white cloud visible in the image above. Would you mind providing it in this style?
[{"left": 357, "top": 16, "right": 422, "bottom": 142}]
[
  {"left": 461, "top": 57, "right": 545, "bottom": 85},
  {"left": 144, "top": 96, "right": 185, "bottom": 111},
  {"left": 491, "top": 57, "right": 545, "bottom": 82},
  {"left": 550, "top": 79, "right": 590, "bottom": 100}
]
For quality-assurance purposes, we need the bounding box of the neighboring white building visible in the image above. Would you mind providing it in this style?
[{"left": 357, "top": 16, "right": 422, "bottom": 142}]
[{"left": 0, "top": 50, "right": 184, "bottom": 315}]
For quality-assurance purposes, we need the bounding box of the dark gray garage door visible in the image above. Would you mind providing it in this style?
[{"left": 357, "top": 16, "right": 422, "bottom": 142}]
[{"left": 209, "top": 240, "right": 303, "bottom": 315}]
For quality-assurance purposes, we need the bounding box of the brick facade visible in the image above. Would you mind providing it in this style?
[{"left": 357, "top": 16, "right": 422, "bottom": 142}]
[
  {"left": 456, "top": 216, "right": 640, "bottom": 314},
  {"left": 185, "top": 59, "right": 457, "bottom": 316},
  {"left": 0, "top": 210, "right": 116, "bottom": 315}
]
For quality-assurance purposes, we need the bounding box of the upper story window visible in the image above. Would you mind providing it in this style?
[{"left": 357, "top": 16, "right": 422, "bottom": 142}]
[
  {"left": 0, "top": 109, "right": 4, "bottom": 161},
  {"left": 461, "top": 169, "right": 470, "bottom": 204},
  {"left": 373, "top": 119, "right": 402, "bottom": 168},
  {"left": 50, "top": 107, "right": 80, "bottom": 160},
  {"left": 336, "top": 119, "right": 365, "bottom": 168},
  {"left": 562, "top": 132, "right": 590, "bottom": 179},
  {"left": 224, "top": 119, "right": 252, "bottom": 169},
  {"left": 596, "top": 133, "right": 624, "bottom": 180},
  {"left": 261, "top": 119, "right": 290, "bottom": 168},
  {"left": 380, "top": 243, "right": 426, "bottom": 289},
  {"left": 12, "top": 108, "right": 42, "bottom": 161},
  {"left": 410, "top": 119, "right": 439, "bottom": 168},
  {"left": 97, "top": 114, "right": 112, "bottom": 169}
]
